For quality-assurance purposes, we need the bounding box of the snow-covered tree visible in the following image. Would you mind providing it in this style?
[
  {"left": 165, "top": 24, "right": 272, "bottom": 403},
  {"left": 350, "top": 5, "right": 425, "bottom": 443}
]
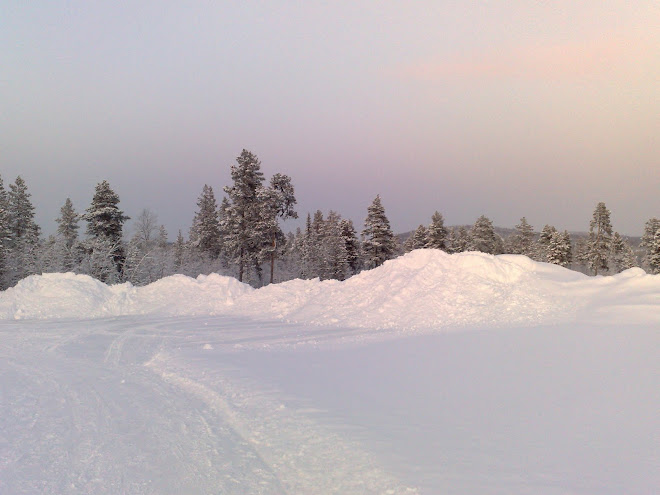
[
  {"left": 426, "top": 211, "right": 448, "bottom": 251},
  {"left": 5, "top": 176, "right": 41, "bottom": 285},
  {"left": 189, "top": 185, "right": 221, "bottom": 258},
  {"left": 641, "top": 218, "right": 660, "bottom": 273},
  {"left": 546, "top": 230, "right": 572, "bottom": 267},
  {"left": 82, "top": 180, "right": 129, "bottom": 281},
  {"left": 259, "top": 173, "right": 297, "bottom": 284},
  {"left": 124, "top": 210, "right": 172, "bottom": 285},
  {"left": 536, "top": 224, "right": 557, "bottom": 261},
  {"left": 447, "top": 226, "right": 470, "bottom": 254},
  {"left": 362, "top": 195, "right": 397, "bottom": 269},
  {"left": 508, "top": 217, "right": 536, "bottom": 257},
  {"left": 320, "top": 211, "right": 348, "bottom": 280},
  {"left": 339, "top": 218, "right": 361, "bottom": 275},
  {"left": 222, "top": 149, "right": 266, "bottom": 283},
  {"left": 404, "top": 225, "right": 428, "bottom": 252},
  {"left": 53, "top": 198, "right": 80, "bottom": 271},
  {"left": 586, "top": 202, "right": 613, "bottom": 275},
  {"left": 648, "top": 229, "right": 660, "bottom": 275},
  {"left": 0, "top": 176, "right": 11, "bottom": 287},
  {"left": 468, "top": 215, "right": 499, "bottom": 254},
  {"left": 610, "top": 232, "right": 637, "bottom": 273}
]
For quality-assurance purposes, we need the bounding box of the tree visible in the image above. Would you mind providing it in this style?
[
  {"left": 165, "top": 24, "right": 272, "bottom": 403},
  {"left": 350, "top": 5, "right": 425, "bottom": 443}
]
[
  {"left": 586, "top": 202, "right": 613, "bottom": 275},
  {"left": 404, "top": 225, "right": 428, "bottom": 252},
  {"left": 0, "top": 176, "right": 10, "bottom": 287},
  {"left": 320, "top": 211, "right": 348, "bottom": 280},
  {"left": 6, "top": 176, "right": 41, "bottom": 285},
  {"left": 610, "top": 232, "right": 637, "bottom": 273},
  {"left": 361, "top": 195, "right": 397, "bottom": 269},
  {"left": 508, "top": 217, "right": 536, "bottom": 257},
  {"left": 447, "top": 226, "right": 469, "bottom": 253},
  {"left": 189, "top": 185, "right": 221, "bottom": 258},
  {"left": 339, "top": 218, "right": 361, "bottom": 275},
  {"left": 259, "top": 173, "right": 298, "bottom": 284},
  {"left": 648, "top": 229, "right": 660, "bottom": 275},
  {"left": 426, "top": 211, "right": 448, "bottom": 250},
  {"left": 536, "top": 224, "right": 557, "bottom": 261},
  {"left": 54, "top": 198, "right": 80, "bottom": 271},
  {"left": 641, "top": 218, "right": 660, "bottom": 273},
  {"left": 222, "top": 149, "right": 266, "bottom": 283},
  {"left": 546, "top": 230, "right": 572, "bottom": 267},
  {"left": 82, "top": 180, "right": 129, "bottom": 281},
  {"left": 469, "top": 215, "right": 499, "bottom": 254}
]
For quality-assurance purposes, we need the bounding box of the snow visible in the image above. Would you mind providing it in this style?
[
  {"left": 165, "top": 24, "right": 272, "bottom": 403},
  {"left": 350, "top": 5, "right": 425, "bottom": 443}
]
[
  {"left": 2, "top": 250, "right": 659, "bottom": 328},
  {"left": 1, "top": 250, "right": 658, "bottom": 494}
]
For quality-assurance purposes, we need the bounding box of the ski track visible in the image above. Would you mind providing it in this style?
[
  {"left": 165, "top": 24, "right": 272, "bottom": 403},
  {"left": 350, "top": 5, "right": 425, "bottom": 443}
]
[{"left": 0, "top": 316, "right": 416, "bottom": 495}]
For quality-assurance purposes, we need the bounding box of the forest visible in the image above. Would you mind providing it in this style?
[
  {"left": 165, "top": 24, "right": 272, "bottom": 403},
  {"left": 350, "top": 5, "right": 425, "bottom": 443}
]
[{"left": 2, "top": 149, "right": 659, "bottom": 289}]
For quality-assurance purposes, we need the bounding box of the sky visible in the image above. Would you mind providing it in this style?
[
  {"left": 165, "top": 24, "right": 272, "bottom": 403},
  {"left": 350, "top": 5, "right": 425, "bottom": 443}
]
[{"left": 2, "top": 1, "right": 658, "bottom": 237}]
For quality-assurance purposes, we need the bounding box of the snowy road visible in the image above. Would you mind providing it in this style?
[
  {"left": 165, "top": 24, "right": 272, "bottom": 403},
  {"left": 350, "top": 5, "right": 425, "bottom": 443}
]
[{"left": 1, "top": 315, "right": 658, "bottom": 494}]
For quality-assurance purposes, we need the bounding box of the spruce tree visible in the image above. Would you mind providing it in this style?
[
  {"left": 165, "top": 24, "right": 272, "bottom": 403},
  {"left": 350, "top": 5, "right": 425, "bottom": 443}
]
[
  {"left": 54, "top": 198, "right": 80, "bottom": 271},
  {"left": 362, "top": 195, "right": 397, "bottom": 269},
  {"left": 468, "top": 215, "right": 498, "bottom": 254},
  {"left": 509, "top": 217, "right": 536, "bottom": 257},
  {"left": 6, "top": 176, "right": 41, "bottom": 285},
  {"left": 0, "top": 176, "right": 10, "bottom": 287},
  {"left": 586, "top": 202, "right": 613, "bottom": 275},
  {"left": 339, "top": 218, "right": 361, "bottom": 275},
  {"left": 410, "top": 225, "right": 428, "bottom": 251},
  {"left": 320, "top": 210, "right": 348, "bottom": 280},
  {"left": 641, "top": 218, "right": 660, "bottom": 272},
  {"left": 189, "top": 185, "right": 221, "bottom": 258},
  {"left": 610, "top": 232, "right": 637, "bottom": 273},
  {"left": 82, "top": 180, "right": 129, "bottom": 281},
  {"left": 648, "top": 229, "right": 660, "bottom": 275},
  {"left": 547, "top": 230, "right": 572, "bottom": 267},
  {"left": 425, "top": 211, "right": 447, "bottom": 250}
]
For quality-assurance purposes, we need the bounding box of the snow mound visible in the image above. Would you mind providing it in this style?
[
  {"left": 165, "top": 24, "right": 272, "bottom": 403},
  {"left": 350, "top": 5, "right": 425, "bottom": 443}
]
[
  {"left": 1, "top": 250, "right": 659, "bottom": 329},
  {"left": 0, "top": 272, "right": 252, "bottom": 320},
  {"left": 239, "top": 250, "right": 589, "bottom": 329}
]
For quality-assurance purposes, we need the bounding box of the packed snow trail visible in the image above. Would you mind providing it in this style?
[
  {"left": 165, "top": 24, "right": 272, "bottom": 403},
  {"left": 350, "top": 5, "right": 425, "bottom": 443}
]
[{"left": 0, "top": 316, "right": 416, "bottom": 494}]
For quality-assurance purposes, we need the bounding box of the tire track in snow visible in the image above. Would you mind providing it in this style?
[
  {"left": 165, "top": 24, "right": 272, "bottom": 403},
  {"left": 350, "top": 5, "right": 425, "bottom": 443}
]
[{"left": 146, "top": 351, "right": 418, "bottom": 494}]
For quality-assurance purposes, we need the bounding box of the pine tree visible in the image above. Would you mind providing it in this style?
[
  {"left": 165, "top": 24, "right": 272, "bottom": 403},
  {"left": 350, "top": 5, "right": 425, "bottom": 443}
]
[
  {"left": 320, "top": 211, "right": 348, "bottom": 280},
  {"left": 82, "top": 180, "right": 129, "bottom": 281},
  {"left": 222, "top": 149, "right": 266, "bottom": 282},
  {"left": 362, "top": 195, "right": 397, "bottom": 269},
  {"left": 0, "top": 176, "right": 11, "bottom": 287},
  {"left": 648, "top": 229, "right": 660, "bottom": 275},
  {"left": 426, "top": 211, "right": 448, "bottom": 250},
  {"left": 536, "top": 224, "right": 557, "bottom": 261},
  {"left": 259, "top": 173, "right": 297, "bottom": 284},
  {"left": 6, "top": 176, "right": 41, "bottom": 285},
  {"left": 641, "top": 218, "right": 660, "bottom": 272},
  {"left": 54, "top": 198, "right": 80, "bottom": 271},
  {"left": 448, "top": 226, "right": 470, "bottom": 253},
  {"left": 339, "top": 218, "right": 361, "bottom": 275},
  {"left": 469, "top": 215, "right": 498, "bottom": 254},
  {"left": 174, "top": 230, "right": 185, "bottom": 270},
  {"left": 610, "top": 232, "right": 637, "bottom": 273},
  {"left": 189, "top": 185, "right": 221, "bottom": 258},
  {"left": 509, "top": 217, "right": 536, "bottom": 257},
  {"left": 586, "top": 202, "right": 613, "bottom": 275},
  {"left": 410, "top": 225, "right": 428, "bottom": 251},
  {"left": 546, "top": 230, "right": 572, "bottom": 267}
]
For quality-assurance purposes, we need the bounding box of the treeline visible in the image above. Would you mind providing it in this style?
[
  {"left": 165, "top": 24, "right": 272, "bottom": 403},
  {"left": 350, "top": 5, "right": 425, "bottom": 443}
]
[{"left": 1, "top": 151, "right": 660, "bottom": 289}]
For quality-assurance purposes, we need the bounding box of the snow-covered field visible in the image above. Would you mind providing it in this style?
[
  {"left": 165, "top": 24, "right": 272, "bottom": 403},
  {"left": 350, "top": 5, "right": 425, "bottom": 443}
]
[{"left": 1, "top": 251, "right": 658, "bottom": 494}]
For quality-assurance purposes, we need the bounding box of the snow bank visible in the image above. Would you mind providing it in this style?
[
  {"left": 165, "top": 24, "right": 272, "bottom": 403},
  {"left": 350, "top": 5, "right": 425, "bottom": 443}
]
[{"left": 1, "top": 250, "right": 659, "bottom": 329}]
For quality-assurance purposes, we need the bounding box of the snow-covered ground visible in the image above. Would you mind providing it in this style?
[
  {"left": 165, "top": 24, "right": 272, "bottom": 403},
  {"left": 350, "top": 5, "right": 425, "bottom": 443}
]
[{"left": 1, "top": 251, "right": 658, "bottom": 494}]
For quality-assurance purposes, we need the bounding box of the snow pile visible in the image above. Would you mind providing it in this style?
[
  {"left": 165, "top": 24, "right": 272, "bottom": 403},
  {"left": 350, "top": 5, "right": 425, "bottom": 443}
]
[
  {"left": 239, "top": 250, "right": 588, "bottom": 329},
  {"left": 1, "top": 250, "right": 659, "bottom": 329}
]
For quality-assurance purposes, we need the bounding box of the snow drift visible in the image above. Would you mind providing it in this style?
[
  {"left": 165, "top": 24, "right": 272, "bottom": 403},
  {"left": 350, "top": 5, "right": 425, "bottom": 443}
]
[{"left": 1, "top": 250, "right": 659, "bottom": 329}]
